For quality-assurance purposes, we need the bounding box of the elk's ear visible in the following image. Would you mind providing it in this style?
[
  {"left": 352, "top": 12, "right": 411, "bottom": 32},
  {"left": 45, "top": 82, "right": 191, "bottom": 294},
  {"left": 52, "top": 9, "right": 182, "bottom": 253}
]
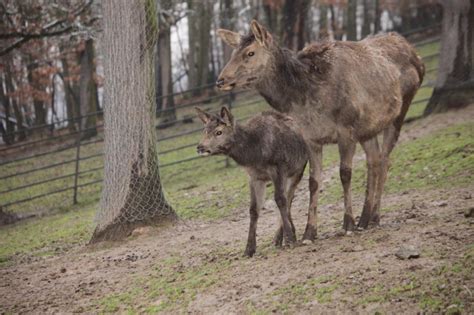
[
  {"left": 217, "top": 29, "right": 241, "bottom": 49},
  {"left": 220, "top": 106, "right": 234, "bottom": 126},
  {"left": 250, "top": 20, "right": 273, "bottom": 48},
  {"left": 195, "top": 107, "right": 211, "bottom": 124}
]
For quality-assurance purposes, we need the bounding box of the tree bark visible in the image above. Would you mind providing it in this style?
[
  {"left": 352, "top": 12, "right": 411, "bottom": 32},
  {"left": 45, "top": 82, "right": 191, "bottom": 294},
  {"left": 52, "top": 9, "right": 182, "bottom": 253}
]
[
  {"left": 5, "top": 67, "right": 26, "bottom": 141},
  {"left": 281, "top": 0, "right": 311, "bottom": 50},
  {"left": 90, "top": 0, "right": 176, "bottom": 243},
  {"left": 424, "top": 0, "right": 474, "bottom": 115},
  {"left": 79, "top": 38, "right": 98, "bottom": 140}
]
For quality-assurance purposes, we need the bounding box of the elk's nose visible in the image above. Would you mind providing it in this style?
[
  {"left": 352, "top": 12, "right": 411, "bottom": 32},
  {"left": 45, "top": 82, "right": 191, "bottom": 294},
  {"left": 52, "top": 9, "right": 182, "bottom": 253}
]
[{"left": 216, "top": 78, "right": 225, "bottom": 88}]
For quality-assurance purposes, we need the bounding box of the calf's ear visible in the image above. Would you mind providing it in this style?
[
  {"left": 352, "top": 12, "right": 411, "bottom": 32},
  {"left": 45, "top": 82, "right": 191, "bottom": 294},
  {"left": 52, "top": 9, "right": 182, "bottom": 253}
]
[
  {"left": 195, "top": 107, "right": 211, "bottom": 124},
  {"left": 217, "top": 29, "right": 241, "bottom": 49},
  {"left": 250, "top": 20, "right": 273, "bottom": 48},
  {"left": 220, "top": 106, "right": 234, "bottom": 126}
]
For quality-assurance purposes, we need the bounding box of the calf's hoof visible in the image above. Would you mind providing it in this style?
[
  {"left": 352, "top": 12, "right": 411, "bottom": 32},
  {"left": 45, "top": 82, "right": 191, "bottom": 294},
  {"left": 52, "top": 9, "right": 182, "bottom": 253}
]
[
  {"left": 343, "top": 213, "right": 356, "bottom": 231},
  {"left": 273, "top": 230, "right": 283, "bottom": 247},
  {"left": 302, "top": 224, "right": 317, "bottom": 242},
  {"left": 370, "top": 213, "right": 380, "bottom": 226}
]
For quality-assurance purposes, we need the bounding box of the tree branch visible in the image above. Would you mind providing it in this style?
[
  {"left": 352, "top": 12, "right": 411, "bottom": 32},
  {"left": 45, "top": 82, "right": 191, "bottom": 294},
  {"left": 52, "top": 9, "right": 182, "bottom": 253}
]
[{"left": 0, "top": 0, "right": 94, "bottom": 57}]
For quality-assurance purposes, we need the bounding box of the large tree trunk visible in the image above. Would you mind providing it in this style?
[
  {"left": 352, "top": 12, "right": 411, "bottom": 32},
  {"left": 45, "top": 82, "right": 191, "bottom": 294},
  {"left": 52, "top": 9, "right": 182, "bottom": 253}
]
[
  {"left": 156, "top": 0, "right": 176, "bottom": 125},
  {"left": 79, "top": 39, "right": 98, "bottom": 140},
  {"left": 374, "top": 0, "right": 381, "bottom": 33},
  {"left": 424, "top": 0, "right": 474, "bottom": 115},
  {"left": 347, "top": 0, "right": 357, "bottom": 40},
  {"left": 91, "top": 0, "right": 176, "bottom": 243}
]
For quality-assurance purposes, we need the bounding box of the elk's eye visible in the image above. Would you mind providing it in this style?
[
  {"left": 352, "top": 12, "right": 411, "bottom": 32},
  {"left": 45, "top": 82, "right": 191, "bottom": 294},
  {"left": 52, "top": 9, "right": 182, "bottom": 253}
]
[
  {"left": 248, "top": 52, "right": 255, "bottom": 57},
  {"left": 216, "top": 130, "right": 223, "bottom": 136}
]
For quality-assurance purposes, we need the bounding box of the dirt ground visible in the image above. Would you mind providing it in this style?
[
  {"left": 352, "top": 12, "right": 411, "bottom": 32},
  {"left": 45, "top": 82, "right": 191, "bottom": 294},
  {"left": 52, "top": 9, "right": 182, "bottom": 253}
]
[{"left": 1, "top": 107, "right": 473, "bottom": 314}]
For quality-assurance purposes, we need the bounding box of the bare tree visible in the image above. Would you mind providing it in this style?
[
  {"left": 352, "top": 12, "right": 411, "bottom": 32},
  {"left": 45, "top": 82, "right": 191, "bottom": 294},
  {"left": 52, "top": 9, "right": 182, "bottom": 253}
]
[
  {"left": 347, "top": 0, "right": 357, "bottom": 40},
  {"left": 424, "top": 0, "right": 474, "bottom": 115},
  {"left": 91, "top": 0, "right": 176, "bottom": 243}
]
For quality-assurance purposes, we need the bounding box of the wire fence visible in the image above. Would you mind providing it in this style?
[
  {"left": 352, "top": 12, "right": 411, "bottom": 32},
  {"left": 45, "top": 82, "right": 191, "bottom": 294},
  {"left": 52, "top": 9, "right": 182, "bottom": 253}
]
[{"left": 0, "top": 27, "right": 441, "bottom": 216}]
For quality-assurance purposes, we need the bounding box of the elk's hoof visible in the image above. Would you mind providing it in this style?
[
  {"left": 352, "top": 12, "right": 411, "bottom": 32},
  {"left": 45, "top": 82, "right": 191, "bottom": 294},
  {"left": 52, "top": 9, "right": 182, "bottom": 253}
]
[
  {"left": 343, "top": 213, "right": 356, "bottom": 231},
  {"left": 273, "top": 229, "right": 283, "bottom": 247},
  {"left": 302, "top": 224, "right": 317, "bottom": 241},
  {"left": 244, "top": 247, "right": 256, "bottom": 257}
]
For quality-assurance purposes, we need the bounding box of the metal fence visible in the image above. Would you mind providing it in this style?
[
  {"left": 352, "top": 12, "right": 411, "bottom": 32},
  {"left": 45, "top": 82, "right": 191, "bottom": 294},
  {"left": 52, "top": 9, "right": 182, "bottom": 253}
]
[{"left": 0, "top": 27, "right": 441, "bottom": 216}]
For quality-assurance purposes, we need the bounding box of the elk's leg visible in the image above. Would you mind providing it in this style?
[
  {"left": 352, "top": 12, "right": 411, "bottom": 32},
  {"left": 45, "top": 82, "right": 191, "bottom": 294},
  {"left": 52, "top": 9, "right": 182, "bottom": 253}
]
[
  {"left": 273, "top": 174, "right": 296, "bottom": 246},
  {"left": 303, "top": 145, "right": 322, "bottom": 242},
  {"left": 274, "top": 167, "right": 304, "bottom": 246},
  {"left": 372, "top": 124, "right": 401, "bottom": 224},
  {"left": 358, "top": 137, "right": 381, "bottom": 229},
  {"left": 244, "top": 179, "right": 266, "bottom": 257},
  {"left": 338, "top": 140, "right": 357, "bottom": 231}
]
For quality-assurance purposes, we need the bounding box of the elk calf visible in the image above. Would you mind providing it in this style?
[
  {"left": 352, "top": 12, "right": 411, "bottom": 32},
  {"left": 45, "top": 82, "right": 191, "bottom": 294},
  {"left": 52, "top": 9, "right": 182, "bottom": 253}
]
[{"left": 196, "top": 107, "right": 308, "bottom": 257}]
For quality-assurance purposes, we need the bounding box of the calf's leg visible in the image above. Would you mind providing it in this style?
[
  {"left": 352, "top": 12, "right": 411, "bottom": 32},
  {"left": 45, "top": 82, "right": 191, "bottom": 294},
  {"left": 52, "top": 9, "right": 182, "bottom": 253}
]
[
  {"left": 302, "top": 145, "right": 322, "bottom": 242},
  {"left": 274, "top": 167, "right": 304, "bottom": 246},
  {"left": 273, "top": 174, "right": 296, "bottom": 246},
  {"left": 244, "top": 179, "right": 266, "bottom": 257}
]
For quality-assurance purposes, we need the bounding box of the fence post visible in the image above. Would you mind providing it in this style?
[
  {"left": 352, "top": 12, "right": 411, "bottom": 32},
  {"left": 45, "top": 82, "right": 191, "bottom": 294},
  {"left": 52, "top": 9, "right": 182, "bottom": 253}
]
[
  {"left": 225, "top": 92, "right": 235, "bottom": 168},
  {"left": 72, "top": 118, "right": 82, "bottom": 204}
]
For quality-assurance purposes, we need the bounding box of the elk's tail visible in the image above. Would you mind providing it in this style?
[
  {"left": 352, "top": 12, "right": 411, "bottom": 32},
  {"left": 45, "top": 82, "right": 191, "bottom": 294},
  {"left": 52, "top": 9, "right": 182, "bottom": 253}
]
[{"left": 411, "top": 50, "right": 425, "bottom": 87}]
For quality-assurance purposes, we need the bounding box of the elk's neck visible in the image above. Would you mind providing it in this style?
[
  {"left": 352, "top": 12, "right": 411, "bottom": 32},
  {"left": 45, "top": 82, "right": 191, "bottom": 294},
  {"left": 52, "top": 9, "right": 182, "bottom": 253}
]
[
  {"left": 227, "top": 124, "right": 262, "bottom": 166},
  {"left": 256, "top": 47, "right": 311, "bottom": 113}
]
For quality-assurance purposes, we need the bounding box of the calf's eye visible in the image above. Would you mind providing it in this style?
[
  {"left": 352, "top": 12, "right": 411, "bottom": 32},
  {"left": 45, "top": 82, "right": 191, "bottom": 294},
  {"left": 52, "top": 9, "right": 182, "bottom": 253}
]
[
  {"left": 248, "top": 52, "right": 254, "bottom": 57},
  {"left": 216, "top": 131, "right": 223, "bottom": 136}
]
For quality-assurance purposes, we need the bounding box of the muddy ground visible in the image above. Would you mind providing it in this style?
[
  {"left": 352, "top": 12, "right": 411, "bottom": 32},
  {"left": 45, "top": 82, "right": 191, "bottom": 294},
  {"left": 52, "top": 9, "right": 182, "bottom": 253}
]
[{"left": 1, "top": 107, "right": 473, "bottom": 314}]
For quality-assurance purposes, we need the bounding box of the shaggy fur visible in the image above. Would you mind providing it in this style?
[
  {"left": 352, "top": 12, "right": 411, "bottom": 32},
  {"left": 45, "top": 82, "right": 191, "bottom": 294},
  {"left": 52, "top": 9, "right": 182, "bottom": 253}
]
[{"left": 196, "top": 107, "right": 308, "bottom": 257}]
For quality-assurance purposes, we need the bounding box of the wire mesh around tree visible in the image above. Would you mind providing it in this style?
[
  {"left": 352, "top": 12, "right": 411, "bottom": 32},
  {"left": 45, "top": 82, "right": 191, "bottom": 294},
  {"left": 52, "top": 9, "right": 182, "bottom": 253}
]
[{"left": 92, "top": 0, "right": 175, "bottom": 241}]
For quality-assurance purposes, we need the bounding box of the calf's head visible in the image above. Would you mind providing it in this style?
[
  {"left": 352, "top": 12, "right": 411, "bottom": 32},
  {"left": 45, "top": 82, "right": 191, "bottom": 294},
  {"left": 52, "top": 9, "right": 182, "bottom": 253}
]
[
  {"left": 195, "top": 106, "right": 235, "bottom": 156},
  {"left": 216, "top": 20, "right": 274, "bottom": 91}
]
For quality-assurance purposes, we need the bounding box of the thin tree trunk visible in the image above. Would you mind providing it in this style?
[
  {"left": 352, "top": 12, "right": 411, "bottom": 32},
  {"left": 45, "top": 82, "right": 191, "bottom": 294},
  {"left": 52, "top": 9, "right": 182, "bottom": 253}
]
[
  {"left": 347, "top": 0, "right": 357, "bottom": 40},
  {"left": 60, "top": 47, "right": 78, "bottom": 132},
  {"left": 362, "top": 0, "right": 371, "bottom": 38},
  {"left": 157, "top": 0, "right": 176, "bottom": 125},
  {"left": 0, "top": 76, "right": 14, "bottom": 145},
  {"left": 79, "top": 38, "right": 98, "bottom": 140},
  {"left": 319, "top": 3, "right": 328, "bottom": 39},
  {"left": 26, "top": 62, "right": 47, "bottom": 132},
  {"left": 220, "top": 0, "right": 234, "bottom": 63},
  {"left": 374, "top": 0, "right": 381, "bottom": 33},
  {"left": 424, "top": 0, "right": 474, "bottom": 115},
  {"left": 5, "top": 72, "right": 26, "bottom": 141}
]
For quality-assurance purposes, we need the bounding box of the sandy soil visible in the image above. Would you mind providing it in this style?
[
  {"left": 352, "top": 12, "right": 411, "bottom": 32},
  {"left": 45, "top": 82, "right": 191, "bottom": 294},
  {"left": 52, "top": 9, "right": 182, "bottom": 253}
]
[{"left": 1, "top": 107, "right": 473, "bottom": 314}]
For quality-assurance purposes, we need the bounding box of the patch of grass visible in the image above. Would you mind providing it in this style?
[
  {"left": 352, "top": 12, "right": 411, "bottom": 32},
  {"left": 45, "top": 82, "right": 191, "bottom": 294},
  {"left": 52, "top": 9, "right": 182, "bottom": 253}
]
[
  {"left": 269, "top": 275, "right": 339, "bottom": 311},
  {"left": 0, "top": 205, "right": 95, "bottom": 266},
  {"left": 96, "top": 248, "right": 237, "bottom": 313}
]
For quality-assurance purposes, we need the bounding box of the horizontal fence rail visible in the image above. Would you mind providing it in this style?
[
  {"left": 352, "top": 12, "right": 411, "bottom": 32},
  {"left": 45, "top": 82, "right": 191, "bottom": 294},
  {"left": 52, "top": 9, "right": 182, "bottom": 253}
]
[{"left": 0, "top": 28, "right": 441, "bottom": 215}]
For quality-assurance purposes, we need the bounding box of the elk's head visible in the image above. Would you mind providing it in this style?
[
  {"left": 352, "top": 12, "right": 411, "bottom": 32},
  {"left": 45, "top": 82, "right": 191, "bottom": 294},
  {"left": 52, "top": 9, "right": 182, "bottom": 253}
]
[
  {"left": 195, "top": 106, "right": 235, "bottom": 156},
  {"left": 216, "top": 20, "right": 274, "bottom": 91}
]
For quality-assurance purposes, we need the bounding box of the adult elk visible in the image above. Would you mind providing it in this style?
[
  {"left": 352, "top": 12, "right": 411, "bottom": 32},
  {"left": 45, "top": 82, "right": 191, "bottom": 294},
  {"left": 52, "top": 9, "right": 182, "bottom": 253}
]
[{"left": 216, "top": 20, "right": 424, "bottom": 241}]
